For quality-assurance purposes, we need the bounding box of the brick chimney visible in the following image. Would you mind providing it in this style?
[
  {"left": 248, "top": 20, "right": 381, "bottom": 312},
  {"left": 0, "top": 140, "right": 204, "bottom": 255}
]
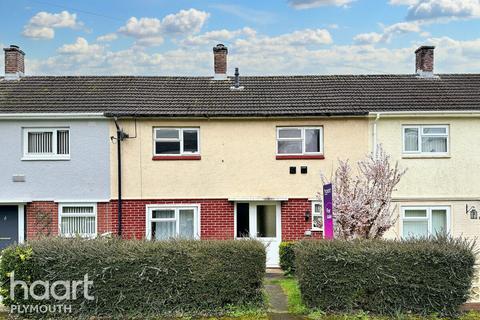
[
  {"left": 415, "top": 46, "right": 435, "bottom": 77},
  {"left": 213, "top": 44, "right": 228, "bottom": 80},
  {"left": 4, "top": 45, "right": 25, "bottom": 80}
]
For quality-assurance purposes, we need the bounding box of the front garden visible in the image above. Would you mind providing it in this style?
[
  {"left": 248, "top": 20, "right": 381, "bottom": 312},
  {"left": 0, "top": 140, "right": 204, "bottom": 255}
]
[{"left": 0, "top": 236, "right": 479, "bottom": 319}]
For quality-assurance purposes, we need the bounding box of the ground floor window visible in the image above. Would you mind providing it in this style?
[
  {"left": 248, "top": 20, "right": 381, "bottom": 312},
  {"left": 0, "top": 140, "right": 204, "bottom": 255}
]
[
  {"left": 146, "top": 205, "right": 200, "bottom": 240},
  {"left": 401, "top": 206, "right": 449, "bottom": 238},
  {"left": 59, "top": 203, "right": 97, "bottom": 238},
  {"left": 311, "top": 201, "right": 323, "bottom": 231}
]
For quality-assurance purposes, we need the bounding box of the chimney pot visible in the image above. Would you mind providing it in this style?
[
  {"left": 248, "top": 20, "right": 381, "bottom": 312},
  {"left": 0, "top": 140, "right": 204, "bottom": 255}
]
[
  {"left": 213, "top": 44, "right": 228, "bottom": 79},
  {"left": 415, "top": 45, "right": 435, "bottom": 77},
  {"left": 4, "top": 45, "right": 25, "bottom": 80}
]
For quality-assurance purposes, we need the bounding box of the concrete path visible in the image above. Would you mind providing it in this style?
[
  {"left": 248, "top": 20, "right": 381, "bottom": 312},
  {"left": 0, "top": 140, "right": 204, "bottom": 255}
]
[{"left": 265, "top": 272, "right": 304, "bottom": 320}]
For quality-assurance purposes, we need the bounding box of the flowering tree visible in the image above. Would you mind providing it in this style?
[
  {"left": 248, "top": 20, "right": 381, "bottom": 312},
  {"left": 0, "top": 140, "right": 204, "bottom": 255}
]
[{"left": 321, "top": 145, "right": 406, "bottom": 240}]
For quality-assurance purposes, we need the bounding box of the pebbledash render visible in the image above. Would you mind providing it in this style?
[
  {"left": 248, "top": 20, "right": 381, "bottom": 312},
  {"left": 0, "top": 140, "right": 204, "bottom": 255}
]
[{"left": 1, "top": 44, "right": 480, "bottom": 274}]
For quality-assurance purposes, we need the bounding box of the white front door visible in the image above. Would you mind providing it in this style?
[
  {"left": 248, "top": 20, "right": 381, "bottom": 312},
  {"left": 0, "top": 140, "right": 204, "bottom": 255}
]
[{"left": 235, "top": 202, "right": 281, "bottom": 267}]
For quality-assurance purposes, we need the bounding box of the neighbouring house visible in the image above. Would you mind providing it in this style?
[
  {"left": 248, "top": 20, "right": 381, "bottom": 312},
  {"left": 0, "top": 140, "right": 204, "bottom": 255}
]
[
  {"left": 0, "top": 45, "right": 111, "bottom": 250},
  {"left": 1, "top": 44, "right": 480, "bottom": 277}
]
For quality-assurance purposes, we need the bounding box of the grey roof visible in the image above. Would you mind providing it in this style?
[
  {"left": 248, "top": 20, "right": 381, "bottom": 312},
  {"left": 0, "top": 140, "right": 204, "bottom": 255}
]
[{"left": 0, "top": 74, "right": 480, "bottom": 117}]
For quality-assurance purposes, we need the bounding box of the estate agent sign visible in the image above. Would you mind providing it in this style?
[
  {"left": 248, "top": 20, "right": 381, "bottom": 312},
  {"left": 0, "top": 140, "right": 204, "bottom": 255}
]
[{"left": 323, "top": 183, "right": 334, "bottom": 239}]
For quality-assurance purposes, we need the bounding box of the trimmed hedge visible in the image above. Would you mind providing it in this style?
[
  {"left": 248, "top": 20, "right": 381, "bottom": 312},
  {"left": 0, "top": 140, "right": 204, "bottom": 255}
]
[
  {"left": 0, "top": 238, "right": 266, "bottom": 318},
  {"left": 279, "top": 242, "right": 296, "bottom": 275},
  {"left": 295, "top": 236, "right": 476, "bottom": 317}
]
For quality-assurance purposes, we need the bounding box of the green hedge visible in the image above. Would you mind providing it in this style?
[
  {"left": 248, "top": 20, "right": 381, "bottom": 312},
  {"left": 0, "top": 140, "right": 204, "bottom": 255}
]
[
  {"left": 0, "top": 238, "right": 266, "bottom": 318},
  {"left": 279, "top": 242, "right": 296, "bottom": 275},
  {"left": 295, "top": 236, "right": 476, "bottom": 317}
]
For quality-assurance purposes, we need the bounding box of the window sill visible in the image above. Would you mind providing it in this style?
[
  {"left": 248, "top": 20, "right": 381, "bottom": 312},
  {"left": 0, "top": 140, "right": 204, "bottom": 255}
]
[
  {"left": 276, "top": 155, "right": 324, "bottom": 160},
  {"left": 21, "top": 156, "right": 71, "bottom": 161},
  {"left": 152, "top": 155, "right": 201, "bottom": 161},
  {"left": 402, "top": 154, "right": 450, "bottom": 159}
]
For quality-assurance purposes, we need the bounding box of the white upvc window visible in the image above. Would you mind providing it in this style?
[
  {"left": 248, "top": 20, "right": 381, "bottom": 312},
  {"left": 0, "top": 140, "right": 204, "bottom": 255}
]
[
  {"left": 153, "top": 128, "right": 200, "bottom": 156},
  {"left": 23, "top": 128, "right": 70, "bottom": 160},
  {"left": 402, "top": 125, "right": 449, "bottom": 155},
  {"left": 146, "top": 205, "right": 200, "bottom": 240},
  {"left": 311, "top": 201, "right": 323, "bottom": 231},
  {"left": 59, "top": 203, "right": 97, "bottom": 238},
  {"left": 276, "top": 127, "right": 323, "bottom": 155},
  {"left": 401, "top": 206, "right": 450, "bottom": 239}
]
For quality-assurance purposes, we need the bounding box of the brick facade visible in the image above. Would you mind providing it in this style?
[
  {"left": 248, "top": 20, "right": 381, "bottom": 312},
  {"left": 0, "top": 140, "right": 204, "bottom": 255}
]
[
  {"left": 281, "top": 198, "right": 322, "bottom": 241},
  {"left": 25, "top": 198, "right": 321, "bottom": 241}
]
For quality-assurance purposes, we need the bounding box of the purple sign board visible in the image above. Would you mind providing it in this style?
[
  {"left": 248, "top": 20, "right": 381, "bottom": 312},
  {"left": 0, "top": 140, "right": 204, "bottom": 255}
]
[{"left": 323, "top": 183, "right": 334, "bottom": 239}]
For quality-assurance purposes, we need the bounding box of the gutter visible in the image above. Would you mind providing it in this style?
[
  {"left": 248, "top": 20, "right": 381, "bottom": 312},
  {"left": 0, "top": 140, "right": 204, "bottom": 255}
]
[
  {"left": 0, "top": 113, "right": 105, "bottom": 120},
  {"left": 368, "top": 110, "right": 480, "bottom": 118}
]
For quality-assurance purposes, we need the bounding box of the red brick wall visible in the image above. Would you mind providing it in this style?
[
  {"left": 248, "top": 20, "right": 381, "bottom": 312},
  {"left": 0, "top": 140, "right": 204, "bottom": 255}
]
[
  {"left": 109, "top": 199, "right": 235, "bottom": 240},
  {"left": 26, "top": 201, "right": 58, "bottom": 239},
  {"left": 281, "top": 198, "right": 322, "bottom": 241},
  {"left": 25, "top": 199, "right": 320, "bottom": 242}
]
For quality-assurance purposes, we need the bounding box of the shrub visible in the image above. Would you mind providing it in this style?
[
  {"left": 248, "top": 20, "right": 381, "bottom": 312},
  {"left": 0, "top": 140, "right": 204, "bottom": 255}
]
[
  {"left": 0, "top": 238, "right": 266, "bottom": 318},
  {"left": 279, "top": 242, "right": 296, "bottom": 275},
  {"left": 295, "top": 235, "right": 476, "bottom": 317}
]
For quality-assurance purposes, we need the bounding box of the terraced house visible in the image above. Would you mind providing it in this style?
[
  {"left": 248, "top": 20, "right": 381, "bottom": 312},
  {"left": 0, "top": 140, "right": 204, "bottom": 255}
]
[{"left": 1, "top": 44, "right": 480, "bottom": 275}]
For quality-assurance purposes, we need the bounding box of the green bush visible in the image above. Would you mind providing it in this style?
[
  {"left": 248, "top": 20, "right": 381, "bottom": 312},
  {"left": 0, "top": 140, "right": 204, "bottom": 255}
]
[
  {"left": 295, "top": 235, "right": 476, "bottom": 317},
  {"left": 279, "top": 242, "right": 296, "bottom": 275},
  {"left": 0, "top": 238, "right": 266, "bottom": 318}
]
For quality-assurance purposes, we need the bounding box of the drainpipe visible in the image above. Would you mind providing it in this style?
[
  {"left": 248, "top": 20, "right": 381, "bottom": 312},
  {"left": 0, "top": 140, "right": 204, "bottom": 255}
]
[
  {"left": 113, "top": 118, "right": 128, "bottom": 237},
  {"left": 373, "top": 113, "right": 380, "bottom": 156}
]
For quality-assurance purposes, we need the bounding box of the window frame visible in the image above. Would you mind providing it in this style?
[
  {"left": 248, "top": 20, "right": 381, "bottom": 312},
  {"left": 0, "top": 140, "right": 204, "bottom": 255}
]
[
  {"left": 58, "top": 203, "right": 97, "bottom": 238},
  {"left": 146, "top": 204, "right": 201, "bottom": 240},
  {"left": 400, "top": 206, "right": 450, "bottom": 238},
  {"left": 153, "top": 127, "right": 200, "bottom": 157},
  {"left": 402, "top": 125, "right": 449, "bottom": 155},
  {"left": 276, "top": 126, "right": 324, "bottom": 156},
  {"left": 311, "top": 200, "right": 324, "bottom": 231},
  {"left": 22, "top": 127, "right": 71, "bottom": 161}
]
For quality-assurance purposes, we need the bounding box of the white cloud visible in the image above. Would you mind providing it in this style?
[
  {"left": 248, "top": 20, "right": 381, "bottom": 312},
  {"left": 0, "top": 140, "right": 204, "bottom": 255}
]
[
  {"left": 179, "top": 27, "right": 256, "bottom": 46},
  {"left": 390, "top": 0, "right": 480, "bottom": 21},
  {"left": 96, "top": 33, "right": 118, "bottom": 42},
  {"left": 354, "top": 21, "right": 421, "bottom": 44},
  {"left": 118, "top": 8, "right": 209, "bottom": 47},
  {"left": 161, "top": 8, "right": 210, "bottom": 35},
  {"left": 22, "top": 11, "right": 81, "bottom": 39},
  {"left": 288, "top": 0, "right": 354, "bottom": 9},
  {"left": 406, "top": 0, "right": 480, "bottom": 21},
  {"left": 58, "top": 37, "right": 103, "bottom": 55}
]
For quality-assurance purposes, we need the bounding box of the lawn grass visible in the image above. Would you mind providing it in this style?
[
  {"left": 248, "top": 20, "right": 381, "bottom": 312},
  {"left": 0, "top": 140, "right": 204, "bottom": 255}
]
[{"left": 268, "top": 276, "right": 480, "bottom": 320}]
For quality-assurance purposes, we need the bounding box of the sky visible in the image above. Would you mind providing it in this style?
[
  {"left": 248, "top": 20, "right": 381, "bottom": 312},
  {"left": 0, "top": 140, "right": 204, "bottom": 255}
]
[{"left": 1, "top": 0, "right": 480, "bottom": 76}]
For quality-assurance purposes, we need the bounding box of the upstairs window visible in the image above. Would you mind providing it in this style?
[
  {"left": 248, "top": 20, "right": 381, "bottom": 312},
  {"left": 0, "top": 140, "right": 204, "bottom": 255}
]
[
  {"left": 277, "top": 127, "right": 323, "bottom": 155},
  {"left": 154, "top": 128, "right": 199, "bottom": 156},
  {"left": 59, "top": 204, "right": 97, "bottom": 238},
  {"left": 403, "top": 125, "right": 448, "bottom": 154},
  {"left": 23, "top": 128, "right": 70, "bottom": 160}
]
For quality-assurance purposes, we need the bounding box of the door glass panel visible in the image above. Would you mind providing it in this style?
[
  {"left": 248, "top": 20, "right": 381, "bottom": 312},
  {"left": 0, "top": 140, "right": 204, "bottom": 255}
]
[
  {"left": 257, "top": 205, "right": 276, "bottom": 238},
  {"left": 432, "top": 209, "right": 447, "bottom": 235},
  {"left": 152, "top": 221, "right": 176, "bottom": 240},
  {"left": 403, "top": 221, "right": 428, "bottom": 238},
  {"left": 236, "top": 203, "right": 250, "bottom": 238},
  {"left": 179, "top": 209, "right": 194, "bottom": 239}
]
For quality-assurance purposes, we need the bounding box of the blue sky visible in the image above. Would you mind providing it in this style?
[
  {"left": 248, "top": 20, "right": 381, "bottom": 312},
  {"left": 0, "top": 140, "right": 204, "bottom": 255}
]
[{"left": 1, "top": 0, "right": 480, "bottom": 75}]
